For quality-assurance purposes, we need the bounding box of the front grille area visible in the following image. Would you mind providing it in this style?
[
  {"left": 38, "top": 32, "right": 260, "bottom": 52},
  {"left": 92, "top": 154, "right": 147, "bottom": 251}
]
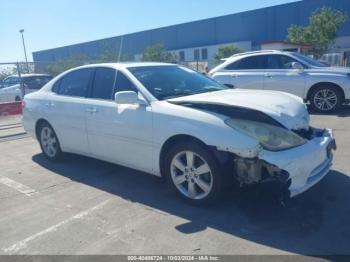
[
  {"left": 293, "top": 128, "right": 314, "bottom": 140},
  {"left": 293, "top": 127, "right": 325, "bottom": 140}
]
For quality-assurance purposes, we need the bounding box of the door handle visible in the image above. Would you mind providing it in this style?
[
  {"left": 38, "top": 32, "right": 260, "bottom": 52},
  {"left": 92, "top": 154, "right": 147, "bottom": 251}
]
[
  {"left": 86, "top": 107, "right": 97, "bottom": 113},
  {"left": 231, "top": 74, "right": 238, "bottom": 78},
  {"left": 265, "top": 74, "right": 272, "bottom": 78},
  {"left": 45, "top": 102, "right": 54, "bottom": 107}
]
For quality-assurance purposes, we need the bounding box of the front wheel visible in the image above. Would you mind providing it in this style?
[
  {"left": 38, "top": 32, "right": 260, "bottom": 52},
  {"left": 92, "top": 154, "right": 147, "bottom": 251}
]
[
  {"left": 164, "top": 141, "right": 224, "bottom": 205},
  {"left": 310, "top": 86, "right": 343, "bottom": 113}
]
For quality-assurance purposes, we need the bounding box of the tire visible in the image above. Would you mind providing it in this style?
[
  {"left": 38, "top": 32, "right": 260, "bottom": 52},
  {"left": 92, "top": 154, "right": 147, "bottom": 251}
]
[
  {"left": 15, "top": 96, "right": 21, "bottom": 101},
  {"left": 163, "top": 141, "right": 224, "bottom": 206},
  {"left": 309, "top": 85, "right": 343, "bottom": 113},
  {"left": 38, "top": 122, "right": 63, "bottom": 161}
]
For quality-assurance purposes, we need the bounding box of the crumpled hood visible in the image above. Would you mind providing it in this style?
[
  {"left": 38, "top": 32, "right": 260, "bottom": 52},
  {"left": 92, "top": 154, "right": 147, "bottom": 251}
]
[{"left": 168, "top": 89, "right": 310, "bottom": 130}]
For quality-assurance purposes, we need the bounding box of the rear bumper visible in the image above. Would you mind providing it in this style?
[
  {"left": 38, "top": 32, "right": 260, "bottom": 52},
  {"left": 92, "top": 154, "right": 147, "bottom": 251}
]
[
  {"left": 22, "top": 109, "right": 37, "bottom": 138},
  {"left": 259, "top": 128, "right": 336, "bottom": 198}
]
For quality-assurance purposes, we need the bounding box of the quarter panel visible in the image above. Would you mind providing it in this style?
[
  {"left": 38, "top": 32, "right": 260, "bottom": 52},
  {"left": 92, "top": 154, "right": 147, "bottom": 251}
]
[{"left": 305, "top": 70, "right": 350, "bottom": 99}]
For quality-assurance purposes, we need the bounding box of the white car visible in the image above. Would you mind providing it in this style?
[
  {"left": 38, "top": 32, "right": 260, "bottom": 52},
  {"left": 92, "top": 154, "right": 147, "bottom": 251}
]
[
  {"left": 22, "top": 63, "right": 336, "bottom": 205},
  {"left": 210, "top": 50, "right": 350, "bottom": 113},
  {"left": 0, "top": 85, "right": 22, "bottom": 103},
  {"left": 0, "top": 74, "right": 52, "bottom": 102}
]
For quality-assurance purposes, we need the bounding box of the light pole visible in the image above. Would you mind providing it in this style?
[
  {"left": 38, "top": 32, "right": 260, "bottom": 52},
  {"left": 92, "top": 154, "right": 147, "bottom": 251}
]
[{"left": 19, "top": 29, "right": 29, "bottom": 72}]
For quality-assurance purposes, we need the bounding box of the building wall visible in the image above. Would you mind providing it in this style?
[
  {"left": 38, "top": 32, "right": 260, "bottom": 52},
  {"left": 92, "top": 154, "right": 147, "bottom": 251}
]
[{"left": 33, "top": 0, "right": 350, "bottom": 63}]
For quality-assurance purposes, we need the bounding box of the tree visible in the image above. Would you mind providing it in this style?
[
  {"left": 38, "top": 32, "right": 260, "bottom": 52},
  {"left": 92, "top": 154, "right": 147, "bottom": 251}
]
[
  {"left": 0, "top": 66, "right": 16, "bottom": 80},
  {"left": 141, "top": 43, "right": 176, "bottom": 62},
  {"left": 214, "top": 45, "right": 244, "bottom": 62},
  {"left": 287, "top": 7, "right": 348, "bottom": 57}
]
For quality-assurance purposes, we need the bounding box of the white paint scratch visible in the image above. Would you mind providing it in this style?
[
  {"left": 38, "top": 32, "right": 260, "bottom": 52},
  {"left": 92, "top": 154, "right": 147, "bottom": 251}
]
[
  {"left": 2, "top": 199, "right": 111, "bottom": 254},
  {"left": 0, "top": 176, "right": 36, "bottom": 196}
]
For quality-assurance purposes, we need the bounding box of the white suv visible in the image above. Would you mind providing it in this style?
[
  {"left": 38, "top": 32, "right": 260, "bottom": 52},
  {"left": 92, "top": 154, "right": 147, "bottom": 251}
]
[{"left": 210, "top": 50, "right": 350, "bottom": 113}]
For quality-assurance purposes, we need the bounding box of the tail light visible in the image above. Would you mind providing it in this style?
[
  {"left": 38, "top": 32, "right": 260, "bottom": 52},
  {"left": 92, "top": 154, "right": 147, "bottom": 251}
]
[
  {"left": 21, "top": 100, "right": 26, "bottom": 109},
  {"left": 21, "top": 83, "right": 28, "bottom": 88}
]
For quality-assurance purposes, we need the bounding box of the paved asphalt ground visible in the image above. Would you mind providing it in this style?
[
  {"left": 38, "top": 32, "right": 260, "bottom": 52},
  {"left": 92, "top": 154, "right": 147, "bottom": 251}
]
[{"left": 0, "top": 108, "right": 349, "bottom": 257}]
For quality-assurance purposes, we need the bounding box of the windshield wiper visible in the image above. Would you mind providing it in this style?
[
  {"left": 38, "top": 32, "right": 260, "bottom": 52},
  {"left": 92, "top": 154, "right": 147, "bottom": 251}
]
[
  {"left": 161, "top": 88, "right": 225, "bottom": 100},
  {"left": 196, "top": 87, "right": 224, "bottom": 94},
  {"left": 162, "top": 92, "right": 194, "bottom": 100}
]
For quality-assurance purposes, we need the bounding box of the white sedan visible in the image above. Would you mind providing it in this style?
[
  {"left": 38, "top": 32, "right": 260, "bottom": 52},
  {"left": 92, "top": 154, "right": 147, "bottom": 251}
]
[{"left": 22, "top": 63, "right": 336, "bottom": 205}]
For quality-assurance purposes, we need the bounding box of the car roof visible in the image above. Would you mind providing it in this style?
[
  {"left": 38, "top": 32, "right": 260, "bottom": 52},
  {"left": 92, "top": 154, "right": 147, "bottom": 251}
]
[
  {"left": 225, "top": 50, "right": 287, "bottom": 60},
  {"left": 71, "top": 62, "right": 177, "bottom": 71},
  {"left": 7, "top": 73, "right": 52, "bottom": 78}
]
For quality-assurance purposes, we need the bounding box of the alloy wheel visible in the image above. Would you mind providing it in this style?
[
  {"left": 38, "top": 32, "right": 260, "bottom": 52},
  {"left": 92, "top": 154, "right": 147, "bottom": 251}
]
[
  {"left": 313, "top": 89, "right": 338, "bottom": 111},
  {"left": 170, "top": 150, "right": 213, "bottom": 200},
  {"left": 41, "top": 126, "right": 58, "bottom": 158}
]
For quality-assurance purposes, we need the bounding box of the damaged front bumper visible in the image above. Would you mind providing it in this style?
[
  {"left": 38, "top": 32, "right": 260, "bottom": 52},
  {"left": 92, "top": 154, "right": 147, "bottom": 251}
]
[
  {"left": 230, "top": 128, "right": 336, "bottom": 199},
  {"left": 259, "top": 128, "right": 336, "bottom": 198}
]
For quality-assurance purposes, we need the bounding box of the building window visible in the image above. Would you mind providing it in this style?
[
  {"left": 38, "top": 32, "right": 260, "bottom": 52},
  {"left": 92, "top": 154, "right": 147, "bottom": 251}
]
[
  {"left": 194, "top": 49, "right": 200, "bottom": 61},
  {"left": 201, "top": 48, "right": 208, "bottom": 60},
  {"left": 179, "top": 51, "right": 185, "bottom": 61}
]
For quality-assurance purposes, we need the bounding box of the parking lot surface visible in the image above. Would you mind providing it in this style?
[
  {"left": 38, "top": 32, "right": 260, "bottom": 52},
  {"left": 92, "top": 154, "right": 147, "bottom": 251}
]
[{"left": 0, "top": 108, "right": 349, "bottom": 256}]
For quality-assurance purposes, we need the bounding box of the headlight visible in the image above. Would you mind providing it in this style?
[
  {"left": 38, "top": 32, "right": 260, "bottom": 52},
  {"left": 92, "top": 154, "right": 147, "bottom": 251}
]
[{"left": 225, "top": 118, "right": 306, "bottom": 151}]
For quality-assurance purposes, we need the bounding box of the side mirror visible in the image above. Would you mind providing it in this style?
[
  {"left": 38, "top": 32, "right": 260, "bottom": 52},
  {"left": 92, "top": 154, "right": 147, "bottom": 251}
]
[
  {"left": 291, "top": 62, "right": 304, "bottom": 71},
  {"left": 115, "top": 91, "right": 148, "bottom": 106}
]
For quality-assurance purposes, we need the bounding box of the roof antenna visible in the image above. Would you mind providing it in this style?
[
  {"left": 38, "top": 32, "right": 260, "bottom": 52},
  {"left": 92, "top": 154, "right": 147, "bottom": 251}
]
[{"left": 117, "top": 36, "right": 123, "bottom": 62}]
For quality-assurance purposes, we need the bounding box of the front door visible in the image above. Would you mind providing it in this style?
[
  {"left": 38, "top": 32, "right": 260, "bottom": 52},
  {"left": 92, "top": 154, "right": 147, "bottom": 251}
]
[
  {"left": 263, "top": 54, "right": 306, "bottom": 98},
  {"left": 85, "top": 67, "right": 153, "bottom": 173}
]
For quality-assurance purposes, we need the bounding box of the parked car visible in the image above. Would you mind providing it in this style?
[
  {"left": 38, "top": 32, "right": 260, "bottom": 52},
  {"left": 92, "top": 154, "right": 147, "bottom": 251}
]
[
  {"left": 22, "top": 63, "right": 336, "bottom": 205},
  {"left": 0, "top": 83, "right": 22, "bottom": 102},
  {"left": 210, "top": 50, "right": 350, "bottom": 113},
  {"left": 0, "top": 74, "right": 53, "bottom": 102}
]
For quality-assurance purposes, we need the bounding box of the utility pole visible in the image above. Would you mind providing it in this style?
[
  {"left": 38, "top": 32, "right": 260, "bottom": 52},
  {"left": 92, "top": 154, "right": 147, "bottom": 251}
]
[{"left": 19, "top": 29, "right": 29, "bottom": 73}]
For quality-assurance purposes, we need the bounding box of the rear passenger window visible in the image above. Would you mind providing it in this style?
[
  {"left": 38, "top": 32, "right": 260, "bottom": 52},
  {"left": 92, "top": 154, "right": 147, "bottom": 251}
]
[
  {"left": 225, "top": 55, "right": 266, "bottom": 70},
  {"left": 58, "top": 68, "right": 93, "bottom": 97},
  {"left": 114, "top": 72, "right": 138, "bottom": 93},
  {"left": 91, "top": 67, "right": 116, "bottom": 100}
]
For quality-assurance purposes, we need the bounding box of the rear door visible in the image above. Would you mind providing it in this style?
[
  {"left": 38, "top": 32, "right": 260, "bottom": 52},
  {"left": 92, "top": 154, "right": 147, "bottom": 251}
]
[
  {"left": 223, "top": 55, "right": 266, "bottom": 90},
  {"left": 85, "top": 67, "right": 153, "bottom": 172},
  {"left": 263, "top": 54, "right": 306, "bottom": 97},
  {"left": 45, "top": 68, "right": 93, "bottom": 154}
]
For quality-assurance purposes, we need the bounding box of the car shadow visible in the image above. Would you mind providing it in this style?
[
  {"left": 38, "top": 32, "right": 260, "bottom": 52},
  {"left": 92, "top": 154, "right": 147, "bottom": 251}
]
[
  {"left": 308, "top": 104, "right": 350, "bottom": 117},
  {"left": 32, "top": 153, "right": 350, "bottom": 256}
]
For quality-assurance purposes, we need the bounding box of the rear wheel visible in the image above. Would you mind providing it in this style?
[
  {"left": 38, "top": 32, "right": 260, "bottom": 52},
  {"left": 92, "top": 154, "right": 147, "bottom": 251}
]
[
  {"left": 310, "top": 86, "right": 343, "bottom": 113},
  {"left": 15, "top": 96, "right": 21, "bottom": 101},
  {"left": 38, "top": 122, "right": 63, "bottom": 161},
  {"left": 164, "top": 141, "right": 223, "bottom": 205}
]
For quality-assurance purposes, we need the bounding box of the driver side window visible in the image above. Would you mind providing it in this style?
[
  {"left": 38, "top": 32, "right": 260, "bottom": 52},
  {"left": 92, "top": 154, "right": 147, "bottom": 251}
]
[{"left": 266, "top": 55, "right": 302, "bottom": 69}]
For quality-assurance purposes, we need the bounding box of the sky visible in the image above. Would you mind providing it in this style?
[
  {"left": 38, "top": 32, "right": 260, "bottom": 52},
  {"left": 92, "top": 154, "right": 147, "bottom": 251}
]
[{"left": 0, "top": 0, "right": 299, "bottom": 62}]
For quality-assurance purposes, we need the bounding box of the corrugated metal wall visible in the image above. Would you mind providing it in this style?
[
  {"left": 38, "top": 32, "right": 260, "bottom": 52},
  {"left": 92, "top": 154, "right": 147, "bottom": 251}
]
[{"left": 33, "top": 0, "right": 350, "bottom": 62}]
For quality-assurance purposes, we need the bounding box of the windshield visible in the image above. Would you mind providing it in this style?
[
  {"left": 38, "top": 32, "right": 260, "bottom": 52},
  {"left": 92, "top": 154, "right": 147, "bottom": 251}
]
[
  {"left": 128, "top": 66, "right": 228, "bottom": 100},
  {"left": 291, "top": 52, "right": 328, "bottom": 67}
]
